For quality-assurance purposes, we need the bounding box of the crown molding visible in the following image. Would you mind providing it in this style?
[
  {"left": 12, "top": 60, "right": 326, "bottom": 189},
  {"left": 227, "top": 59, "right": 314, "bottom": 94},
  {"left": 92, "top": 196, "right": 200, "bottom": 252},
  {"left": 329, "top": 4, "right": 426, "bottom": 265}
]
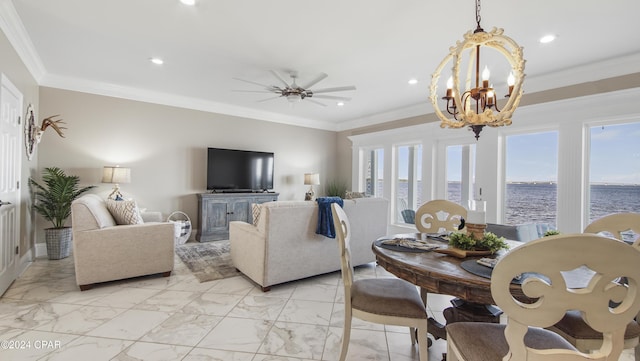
[
  {"left": 40, "top": 73, "right": 339, "bottom": 131},
  {"left": 0, "top": 0, "right": 45, "bottom": 82}
]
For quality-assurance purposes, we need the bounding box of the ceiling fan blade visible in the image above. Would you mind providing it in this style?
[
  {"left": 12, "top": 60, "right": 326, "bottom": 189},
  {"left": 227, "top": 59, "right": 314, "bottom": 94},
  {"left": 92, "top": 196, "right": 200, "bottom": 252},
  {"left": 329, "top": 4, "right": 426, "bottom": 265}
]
[
  {"left": 232, "top": 89, "right": 280, "bottom": 94},
  {"left": 305, "top": 98, "right": 327, "bottom": 107},
  {"left": 312, "top": 85, "right": 357, "bottom": 94},
  {"left": 257, "top": 95, "right": 282, "bottom": 103},
  {"left": 300, "top": 73, "right": 328, "bottom": 90},
  {"left": 312, "top": 94, "right": 352, "bottom": 101},
  {"left": 232, "top": 77, "right": 275, "bottom": 90},
  {"left": 270, "top": 70, "right": 291, "bottom": 88}
]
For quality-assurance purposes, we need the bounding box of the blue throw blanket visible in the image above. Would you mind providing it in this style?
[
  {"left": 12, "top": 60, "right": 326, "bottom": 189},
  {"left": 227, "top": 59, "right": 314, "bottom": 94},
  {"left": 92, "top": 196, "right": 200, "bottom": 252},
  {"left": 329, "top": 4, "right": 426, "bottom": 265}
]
[{"left": 316, "top": 197, "right": 344, "bottom": 238}]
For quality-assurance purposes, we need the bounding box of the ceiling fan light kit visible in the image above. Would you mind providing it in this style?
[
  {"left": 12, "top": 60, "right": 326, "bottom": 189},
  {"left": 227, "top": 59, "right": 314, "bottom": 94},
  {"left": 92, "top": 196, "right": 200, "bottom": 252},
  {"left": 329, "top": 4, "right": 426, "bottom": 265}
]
[
  {"left": 234, "top": 70, "right": 356, "bottom": 107},
  {"left": 429, "top": 0, "right": 526, "bottom": 140}
]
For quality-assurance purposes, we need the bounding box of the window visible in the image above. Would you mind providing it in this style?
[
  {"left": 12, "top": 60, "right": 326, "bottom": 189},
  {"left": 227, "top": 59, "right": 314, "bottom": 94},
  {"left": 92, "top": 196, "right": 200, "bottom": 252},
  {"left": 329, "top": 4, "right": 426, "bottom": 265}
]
[
  {"left": 589, "top": 122, "right": 640, "bottom": 223},
  {"left": 363, "top": 148, "right": 384, "bottom": 197},
  {"left": 446, "top": 144, "right": 476, "bottom": 207},
  {"left": 504, "top": 131, "right": 558, "bottom": 228},
  {"left": 395, "top": 144, "right": 422, "bottom": 223}
]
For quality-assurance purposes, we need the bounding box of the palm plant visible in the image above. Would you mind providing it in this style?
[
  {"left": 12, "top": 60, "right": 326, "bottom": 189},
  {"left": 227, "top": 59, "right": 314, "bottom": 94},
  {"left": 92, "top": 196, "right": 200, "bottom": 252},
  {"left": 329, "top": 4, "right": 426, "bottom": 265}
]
[
  {"left": 326, "top": 179, "right": 348, "bottom": 198},
  {"left": 30, "top": 167, "right": 95, "bottom": 228}
]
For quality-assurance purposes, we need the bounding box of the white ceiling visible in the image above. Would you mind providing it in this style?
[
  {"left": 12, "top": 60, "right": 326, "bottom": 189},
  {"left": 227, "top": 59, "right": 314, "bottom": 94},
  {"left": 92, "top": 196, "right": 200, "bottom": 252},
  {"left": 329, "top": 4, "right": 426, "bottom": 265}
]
[{"left": 4, "top": 0, "right": 640, "bottom": 131}]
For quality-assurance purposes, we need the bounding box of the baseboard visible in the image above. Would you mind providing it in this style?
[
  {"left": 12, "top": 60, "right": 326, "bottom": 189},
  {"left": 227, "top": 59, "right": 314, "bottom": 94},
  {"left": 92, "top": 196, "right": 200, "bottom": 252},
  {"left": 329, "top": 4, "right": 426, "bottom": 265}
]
[
  {"left": 35, "top": 242, "right": 48, "bottom": 258},
  {"left": 16, "top": 248, "right": 34, "bottom": 277}
]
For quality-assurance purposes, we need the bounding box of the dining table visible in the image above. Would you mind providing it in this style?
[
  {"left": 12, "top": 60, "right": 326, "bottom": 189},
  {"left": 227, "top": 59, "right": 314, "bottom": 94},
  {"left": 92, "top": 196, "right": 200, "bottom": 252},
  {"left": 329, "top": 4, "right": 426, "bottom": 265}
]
[{"left": 371, "top": 232, "right": 525, "bottom": 340}]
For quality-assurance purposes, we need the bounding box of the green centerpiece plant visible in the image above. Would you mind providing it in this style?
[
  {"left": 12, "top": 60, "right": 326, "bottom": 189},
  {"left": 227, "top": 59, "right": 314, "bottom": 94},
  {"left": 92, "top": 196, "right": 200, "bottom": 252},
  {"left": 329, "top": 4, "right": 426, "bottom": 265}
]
[
  {"left": 449, "top": 231, "right": 508, "bottom": 254},
  {"left": 30, "top": 167, "right": 95, "bottom": 259}
]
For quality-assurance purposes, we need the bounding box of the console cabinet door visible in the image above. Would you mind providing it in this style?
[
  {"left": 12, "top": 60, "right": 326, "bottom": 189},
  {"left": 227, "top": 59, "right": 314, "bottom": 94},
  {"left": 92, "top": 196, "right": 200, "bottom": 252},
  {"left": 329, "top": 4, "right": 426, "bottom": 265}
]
[
  {"left": 197, "top": 193, "right": 279, "bottom": 242},
  {"left": 200, "top": 198, "right": 231, "bottom": 241},
  {"left": 229, "top": 198, "right": 251, "bottom": 223}
]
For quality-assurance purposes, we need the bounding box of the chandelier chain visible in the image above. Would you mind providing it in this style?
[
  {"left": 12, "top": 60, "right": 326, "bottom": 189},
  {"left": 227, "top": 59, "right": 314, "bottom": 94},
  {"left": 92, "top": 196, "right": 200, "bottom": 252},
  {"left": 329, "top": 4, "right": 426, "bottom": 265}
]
[{"left": 475, "top": 0, "right": 482, "bottom": 29}]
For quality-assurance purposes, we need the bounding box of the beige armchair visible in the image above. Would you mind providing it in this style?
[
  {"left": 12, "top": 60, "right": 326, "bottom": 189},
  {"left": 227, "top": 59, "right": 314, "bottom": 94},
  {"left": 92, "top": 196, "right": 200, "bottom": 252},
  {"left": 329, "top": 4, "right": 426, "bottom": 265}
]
[{"left": 71, "top": 194, "right": 174, "bottom": 290}]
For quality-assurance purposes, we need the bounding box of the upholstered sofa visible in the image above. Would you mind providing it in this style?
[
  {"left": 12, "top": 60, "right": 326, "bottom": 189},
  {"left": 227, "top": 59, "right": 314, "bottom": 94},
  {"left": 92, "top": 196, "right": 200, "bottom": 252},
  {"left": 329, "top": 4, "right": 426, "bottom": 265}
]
[
  {"left": 229, "top": 197, "right": 389, "bottom": 291},
  {"left": 70, "top": 194, "right": 174, "bottom": 290}
]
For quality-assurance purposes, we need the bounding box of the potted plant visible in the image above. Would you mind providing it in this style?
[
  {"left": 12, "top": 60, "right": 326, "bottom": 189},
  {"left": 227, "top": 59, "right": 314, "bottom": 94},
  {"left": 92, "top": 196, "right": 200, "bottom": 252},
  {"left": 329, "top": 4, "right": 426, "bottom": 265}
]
[
  {"left": 30, "top": 167, "right": 95, "bottom": 259},
  {"left": 326, "top": 179, "right": 348, "bottom": 198},
  {"left": 448, "top": 231, "right": 509, "bottom": 254}
]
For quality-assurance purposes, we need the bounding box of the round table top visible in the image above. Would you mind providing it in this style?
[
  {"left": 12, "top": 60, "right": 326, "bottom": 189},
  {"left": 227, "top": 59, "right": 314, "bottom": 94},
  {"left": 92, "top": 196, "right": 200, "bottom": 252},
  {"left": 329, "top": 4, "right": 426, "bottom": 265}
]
[{"left": 372, "top": 233, "right": 525, "bottom": 305}]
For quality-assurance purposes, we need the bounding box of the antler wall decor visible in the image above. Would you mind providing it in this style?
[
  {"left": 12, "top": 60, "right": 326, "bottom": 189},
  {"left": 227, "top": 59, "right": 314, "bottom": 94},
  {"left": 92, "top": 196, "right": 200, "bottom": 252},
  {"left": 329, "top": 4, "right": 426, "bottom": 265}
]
[
  {"left": 24, "top": 107, "right": 68, "bottom": 161},
  {"left": 36, "top": 115, "right": 66, "bottom": 142}
]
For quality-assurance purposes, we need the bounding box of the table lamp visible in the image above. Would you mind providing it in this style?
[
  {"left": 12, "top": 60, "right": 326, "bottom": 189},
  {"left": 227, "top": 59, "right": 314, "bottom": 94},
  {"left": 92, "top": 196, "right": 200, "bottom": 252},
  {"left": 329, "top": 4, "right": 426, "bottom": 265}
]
[
  {"left": 102, "top": 166, "right": 131, "bottom": 200},
  {"left": 304, "top": 173, "right": 320, "bottom": 201}
]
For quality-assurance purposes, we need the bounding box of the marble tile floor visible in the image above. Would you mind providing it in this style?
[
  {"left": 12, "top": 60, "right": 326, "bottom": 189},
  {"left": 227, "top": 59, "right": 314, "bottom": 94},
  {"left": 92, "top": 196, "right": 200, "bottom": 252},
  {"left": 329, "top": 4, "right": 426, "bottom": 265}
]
[{"left": 0, "top": 254, "right": 634, "bottom": 361}]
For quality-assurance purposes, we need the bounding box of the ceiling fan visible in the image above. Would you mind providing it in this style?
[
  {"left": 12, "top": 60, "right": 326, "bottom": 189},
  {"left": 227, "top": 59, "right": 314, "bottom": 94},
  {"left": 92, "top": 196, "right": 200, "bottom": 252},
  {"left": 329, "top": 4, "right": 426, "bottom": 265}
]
[{"left": 233, "top": 70, "right": 356, "bottom": 107}]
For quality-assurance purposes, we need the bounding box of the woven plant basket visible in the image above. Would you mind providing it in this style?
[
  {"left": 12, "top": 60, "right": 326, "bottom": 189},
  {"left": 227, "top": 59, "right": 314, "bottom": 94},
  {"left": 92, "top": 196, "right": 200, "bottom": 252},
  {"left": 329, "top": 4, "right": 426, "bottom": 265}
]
[
  {"left": 45, "top": 227, "right": 72, "bottom": 260},
  {"left": 167, "top": 211, "right": 192, "bottom": 246}
]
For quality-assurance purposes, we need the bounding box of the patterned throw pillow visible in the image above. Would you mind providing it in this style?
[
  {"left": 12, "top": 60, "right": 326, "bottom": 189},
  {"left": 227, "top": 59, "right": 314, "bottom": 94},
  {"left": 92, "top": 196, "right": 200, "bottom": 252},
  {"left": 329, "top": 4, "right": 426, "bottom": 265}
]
[
  {"left": 344, "top": 191, "right": 366, "bottom": 199},
  {"left": 105, "top": 199, "right": 144, "bottom": 225},
  {"left": 252, "top": 203, "right": 262, "bottom": 225}
]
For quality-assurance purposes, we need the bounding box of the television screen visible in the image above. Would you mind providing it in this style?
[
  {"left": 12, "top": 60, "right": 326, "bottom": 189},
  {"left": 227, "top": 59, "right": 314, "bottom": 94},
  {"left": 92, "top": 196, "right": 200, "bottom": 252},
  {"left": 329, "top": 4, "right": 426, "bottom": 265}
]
[{"left": 207, "top": 148, "right": 274, "bottom": 191}]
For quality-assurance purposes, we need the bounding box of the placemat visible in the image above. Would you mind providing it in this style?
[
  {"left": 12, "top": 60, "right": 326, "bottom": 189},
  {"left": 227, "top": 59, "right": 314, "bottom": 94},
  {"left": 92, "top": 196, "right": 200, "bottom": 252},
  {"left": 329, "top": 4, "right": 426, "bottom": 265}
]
[
  {"left": 374, "top": 238, "right": 442, "bottom": 253},
  {"left": 460, "top": 259, "right": 549, "bottom": 285}
]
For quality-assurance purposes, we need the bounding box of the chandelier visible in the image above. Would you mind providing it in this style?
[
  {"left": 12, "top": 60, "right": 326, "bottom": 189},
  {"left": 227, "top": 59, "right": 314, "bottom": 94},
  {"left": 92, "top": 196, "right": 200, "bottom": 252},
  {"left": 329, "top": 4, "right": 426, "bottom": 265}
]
[{"left": 429, "top": 0, "right": 526, "bottom": 140}]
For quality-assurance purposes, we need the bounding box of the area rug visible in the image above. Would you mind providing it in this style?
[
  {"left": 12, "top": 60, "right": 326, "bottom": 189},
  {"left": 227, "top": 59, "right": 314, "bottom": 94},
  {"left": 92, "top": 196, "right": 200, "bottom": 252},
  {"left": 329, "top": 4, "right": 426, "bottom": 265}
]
[{"left": 175, "top": 240, "right": 240, "bottom": 283}]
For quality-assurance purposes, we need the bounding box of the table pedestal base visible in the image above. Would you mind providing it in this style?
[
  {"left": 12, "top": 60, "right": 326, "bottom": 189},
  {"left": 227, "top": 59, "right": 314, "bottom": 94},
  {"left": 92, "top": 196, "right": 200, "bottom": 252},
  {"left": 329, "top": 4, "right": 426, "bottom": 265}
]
[{"left": 428, "top": 298, "right": 502, "bottom": 341}]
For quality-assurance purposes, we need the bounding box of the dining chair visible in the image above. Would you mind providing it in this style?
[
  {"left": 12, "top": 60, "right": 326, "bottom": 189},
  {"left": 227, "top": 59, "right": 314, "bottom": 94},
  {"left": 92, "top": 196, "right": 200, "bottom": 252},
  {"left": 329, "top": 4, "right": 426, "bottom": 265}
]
[
  {"left": 546, "top": 212, "right": 640, "bottom": 359},
  {"left": 331, "top": 203, "right": 429, "bottom": 361},
  {"left": 415, "top": 199, "right": 466, "bottom": 234},
  {"left": 446, "top": 233, "right": 640, "bottom": 361},
  {"left": 414, "top": 199, "right": 467, "bottom": 312}
]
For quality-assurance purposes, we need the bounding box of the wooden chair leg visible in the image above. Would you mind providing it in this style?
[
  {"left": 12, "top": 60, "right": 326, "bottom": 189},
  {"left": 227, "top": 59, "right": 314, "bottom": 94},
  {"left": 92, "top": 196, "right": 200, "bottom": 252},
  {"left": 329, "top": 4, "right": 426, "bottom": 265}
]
[
  {"left": 340, "top": 309, "right": 352, "bottom": 361},
  {"left": 161, "top": 271, "right": 172, "bottom": 277},
  {"left": 79, "top": 284, "right": 93, "bottom": 291},
  {"left": 417, "top": 321, "right": 429, "bottom": 361}
]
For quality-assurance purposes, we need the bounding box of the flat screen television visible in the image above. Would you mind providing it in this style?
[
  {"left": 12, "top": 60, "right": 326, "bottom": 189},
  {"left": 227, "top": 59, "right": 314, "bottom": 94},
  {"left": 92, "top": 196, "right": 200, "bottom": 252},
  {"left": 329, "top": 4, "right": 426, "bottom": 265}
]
[{"left": 207, "top": 147, "right": 274, "bottom": 192}]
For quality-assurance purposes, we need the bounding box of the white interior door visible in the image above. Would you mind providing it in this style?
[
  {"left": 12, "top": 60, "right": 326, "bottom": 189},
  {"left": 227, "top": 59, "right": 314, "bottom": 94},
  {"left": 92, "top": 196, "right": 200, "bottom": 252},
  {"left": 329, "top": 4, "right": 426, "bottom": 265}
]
[{"left": 0, "top": 74, "right": 23, "bottom": 296}]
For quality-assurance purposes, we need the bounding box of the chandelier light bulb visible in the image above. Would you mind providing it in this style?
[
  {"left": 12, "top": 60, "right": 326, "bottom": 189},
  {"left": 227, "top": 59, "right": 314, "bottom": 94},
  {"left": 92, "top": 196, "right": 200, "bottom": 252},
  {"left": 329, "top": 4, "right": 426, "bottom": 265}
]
[
  {"left": 446, "top": 76, "right": 454, "bottom": 89},
  {"left": 507, "top": 72, "right": 515, "bottom": 86},
  {"left": 482, "top": 66, "right": 490, "bottom": 81}
]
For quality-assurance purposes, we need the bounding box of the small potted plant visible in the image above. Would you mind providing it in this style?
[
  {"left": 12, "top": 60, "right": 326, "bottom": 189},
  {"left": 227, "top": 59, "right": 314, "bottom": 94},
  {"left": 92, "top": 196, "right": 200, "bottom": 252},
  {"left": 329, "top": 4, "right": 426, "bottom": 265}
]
[
  {"left": 448, "top": 231, "right": 509, "bottom": 254},
  {"left": 30, "top": 167, "right": 95, "bottom": 259}
]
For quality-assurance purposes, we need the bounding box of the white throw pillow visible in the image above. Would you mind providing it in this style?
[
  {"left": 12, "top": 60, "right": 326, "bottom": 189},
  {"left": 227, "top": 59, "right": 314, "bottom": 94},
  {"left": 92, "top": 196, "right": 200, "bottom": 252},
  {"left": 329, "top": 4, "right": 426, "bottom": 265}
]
[{"left": 105, "top": 199, "right": 144, "bottom": 225}]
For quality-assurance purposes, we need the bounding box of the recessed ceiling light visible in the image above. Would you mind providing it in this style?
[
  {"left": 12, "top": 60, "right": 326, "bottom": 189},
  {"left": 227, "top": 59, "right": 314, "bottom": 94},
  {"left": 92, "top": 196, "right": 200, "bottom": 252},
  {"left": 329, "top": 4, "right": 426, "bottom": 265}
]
[
  {"left": 408, "top": 78, "right": 419, "bottom": 85},
  {"left": 539, "top": 34, "right": 556, "bottom": 44},
  {"left": 337, "top": 102, "right": 345, "bottom": 107},
  {"left": 150, "top": 57, "right": 164, "bottom": 65},
  {"left": 180, "top": 0, "right": 195, "bottom": 5}
]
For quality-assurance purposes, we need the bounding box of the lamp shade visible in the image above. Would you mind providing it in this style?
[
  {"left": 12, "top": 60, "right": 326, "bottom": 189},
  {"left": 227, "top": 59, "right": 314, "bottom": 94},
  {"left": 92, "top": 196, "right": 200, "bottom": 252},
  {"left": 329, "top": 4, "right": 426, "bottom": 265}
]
[
  {"left": 304, "top": 173, "right": 320, "bottom": 185},
  {"left": 102, "top": 166, "right": 131, "bottom": 184}
]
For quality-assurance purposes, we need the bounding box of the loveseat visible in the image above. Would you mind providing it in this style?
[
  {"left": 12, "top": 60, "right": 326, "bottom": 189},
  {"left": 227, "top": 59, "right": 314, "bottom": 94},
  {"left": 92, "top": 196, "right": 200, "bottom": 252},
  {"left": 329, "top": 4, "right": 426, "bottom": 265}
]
[
  {"left": 70, "top": 194, "right": 174, "bottom": 290},
  {"left": 230, "top": 197, "right": 389, "bottom": 291}
]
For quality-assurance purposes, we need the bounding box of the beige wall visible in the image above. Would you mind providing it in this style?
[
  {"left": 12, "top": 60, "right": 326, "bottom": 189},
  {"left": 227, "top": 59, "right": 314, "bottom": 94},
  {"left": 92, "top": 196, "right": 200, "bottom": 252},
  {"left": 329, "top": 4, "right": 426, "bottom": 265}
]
[
  {"left": 0, "top": 29, "right": 39, "bottom": 260},
  {"left": 36, "top": 87, "right": 338, "bottom": 244}
]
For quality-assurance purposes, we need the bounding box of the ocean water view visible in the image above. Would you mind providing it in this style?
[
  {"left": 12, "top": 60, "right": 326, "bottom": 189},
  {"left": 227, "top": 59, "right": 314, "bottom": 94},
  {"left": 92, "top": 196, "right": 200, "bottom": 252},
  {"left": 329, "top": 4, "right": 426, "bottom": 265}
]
[{"left": 389, "top": 181, "right": 640, "bottom": 230}]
